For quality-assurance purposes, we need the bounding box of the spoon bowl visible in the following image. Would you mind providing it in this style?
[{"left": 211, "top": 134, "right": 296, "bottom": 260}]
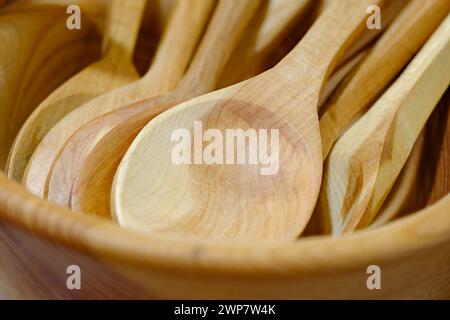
[
  {"left": 113, "top": 0, "right": 381, "bottom": 241},
  {"left": 113, "top": 91, "right": 321, "bottom": 240}
]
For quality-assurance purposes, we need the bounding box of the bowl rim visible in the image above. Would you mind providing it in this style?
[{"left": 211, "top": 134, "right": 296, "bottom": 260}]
[{"left": 0, "top": 172, "right": 449, "bottom": 275}]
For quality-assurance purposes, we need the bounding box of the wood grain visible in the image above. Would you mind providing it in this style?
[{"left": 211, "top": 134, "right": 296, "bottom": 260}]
[
  {"left": 6, "top": 0, "right": 145, "bottom": 183},
  {"left": 319, "top": 0, "right": 450, "bottom": 158},
  {"left": 46, "top": 0, "right": 261, "bottom": 212},
  {"left": 218, "top": 0, "right": 313, "bottom": 88},
  {"left": 317, "top": 15, "right": 450, "bottom": 235},
  {"left": 0, "top": 170, "right": 449, "bottom": 298},
  {"left": 22, "top": 0, "right": 215, "bottom": 198},
  {"left": 0, "top": 3, "right": 102, "bottom": 168},
  {"left": 112, "top": 0, "right": 382, "bottom": 241},
  {"left": 376, "top": 89, "right": 450, "bottom": 221},
  {"left": 370, "top": 132, "right": 424, "bottom": 228}
]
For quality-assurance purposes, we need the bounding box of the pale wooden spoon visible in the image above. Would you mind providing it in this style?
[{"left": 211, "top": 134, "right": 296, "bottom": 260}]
[
  {"left": 62, "top": 44, "right": 363, "bottom": 219},
  {"left": 218, "top": 0, "right": 313, "bottom": 87},
  {"left": 6, "top": 0, "right": 145, "bottom": 182},
  {"left": 370, "top": 131, "right": 424, "bottom": 228},
  {"left": 22, "top": 0, "right": 215, "bottom": 197},
  {"left": 319, "top": 0, "right": 450, "bottom": 158},
  {"left": 0, "top": 2, "right": 102, "bottom": 167},
  {"left": 317, "top": 14, "right": 450, "bottom": 235},
  {"left": 112, "top": 0, "right": 381, "bottom": 242},
  {"left": 47, "top": 0, "right": 261, "bottom": 210}
]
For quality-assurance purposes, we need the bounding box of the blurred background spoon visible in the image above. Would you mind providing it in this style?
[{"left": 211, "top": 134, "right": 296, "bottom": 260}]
[
  {"left": 22, "top": 0, "right": 215, "bottom": 197},
  {"left": 0, "top": 1, "right": 102, "bottom": 168},
  {"left": 47, "top": 0, "right": 262, "bottom": 210},
  {"left": 317, "top": 15, "right": 450, "bottom": 235},
  {"left": 6, "top": 0, "right": 146, "bottom": 182},
  {"left": 319, "top": 0, "right": 449, "bottom": 158}
]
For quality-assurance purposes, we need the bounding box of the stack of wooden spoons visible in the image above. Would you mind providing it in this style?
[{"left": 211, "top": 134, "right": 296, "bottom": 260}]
[{"left": 3, "top": 0, "right": 450, "bottom": 243}]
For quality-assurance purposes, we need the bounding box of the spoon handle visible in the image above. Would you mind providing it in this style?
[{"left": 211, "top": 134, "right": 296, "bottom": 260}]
[
  {"left": 276, "top": 0, "right": 381, "bottom": 90},
  {"left": 176, "top": 0, "right": 261, "bottom": 96},
  {"left": 320, "top": 0, "right": 450, "bottom": 157},
  {"left": 322, "top": 14, "right": 450, "bottom": 234},
  {"left": 142, "top": 0, "right": 215, "bottom": 93},
  {"left": 102, "top": 0, "right": 147, "bottom": 61}
]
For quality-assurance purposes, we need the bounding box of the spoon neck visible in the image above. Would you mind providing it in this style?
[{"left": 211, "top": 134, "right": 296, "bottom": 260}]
[
  {"left": 174, "top": 0, "right": 261, "bottom": 98},
  {"left": 141, "top": 0, "right": 216, "bottom": 94},
  {"left": 101, "top": 0, "right": 146, "bottom": 61},
  {"left": 274, "top": 0, "right": 381, "bottom": 91}
]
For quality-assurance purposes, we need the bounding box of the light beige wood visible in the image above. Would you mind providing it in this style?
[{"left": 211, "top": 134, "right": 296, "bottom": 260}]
[
  {"left": 112, "top": 0, "right": 381, "bottom": 241},
  {"left": 337, "top": 0, "right": 407, "bottom": 67},
  {"left": 47, "top": 0, "right": 261, "bottom": 211},
  {"left": 6, "top": 0, "right": 145, "bottom": 183},
  {"left": 319, "top": 0, "right": 450, "bottom": 158},
  {"left": 0, "top": 2, "right": 103, "bottom": 168},
  {"left": 0, "top": 169, "right": 449, "bottom": 298},
  {"left": 220, "top": 0, "right": 405, "bottom": 89},
  {"left": 22, "top": 0, "right": 215, "bottom": 198},
  {"left": 50, "top": 48, "right": 362, "bottom": 219},
  {"left": 218, "top": 0, "right": 313, "bottom": 87},
  {"left": 370, "top": 132, "right": 424, "bottom": 228},
  {"left": 317, "top": 15, "right": 450, "bottom": 235}
]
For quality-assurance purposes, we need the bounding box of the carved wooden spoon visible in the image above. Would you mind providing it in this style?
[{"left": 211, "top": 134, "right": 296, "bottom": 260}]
[
  {"left": 317, "top": 14, "right": 450, "bottom": 235},
  {"left": 112, "top": 0, "right": 381, "bottom": 242},
  {"left": 319, "top": 0, "right": 450, "bottom": 157},
  {"left": 22, "top": 0, "right": 215, "bottom": 197},
  {"left": 47, "top": 0, "right": 261, "bottom": 210},
  {"left": 372, "top": 89, "right": 450, "bottom": 228},
  {"left": 59, "top": 45, "right": 362, "bottom": 219},
  {"left": 6, "top": 0, "right": 146, "bottom": 182}
]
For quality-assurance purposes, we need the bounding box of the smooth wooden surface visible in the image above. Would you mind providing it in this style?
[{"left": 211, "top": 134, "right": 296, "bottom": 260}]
[
  {"left": 0, "top": 170, "right": 449, "bottom": 298},
  {"left": 319, "top": 0, "right": 450, "bottom": 158},
  {"left": 22, "top": 0, "right": 215, "bottom": 198},
  {"left": 0, "top": 0, "right": 448, "bottom": 300},
  {"left": 218, "top": 0, "right": 313, "bottom": 87},
  {"left": 47, "top": 0, "right": 261, "bottom": 212},
  {"left": 371, "top": 132, "right": 424, "bottom": 228},
  {"left": 0, "top": 3, "right": 102, "bottom": 168},
  {"left": 317, "top": 15, "right": 450, "bottom": 235},
  {"left": 6, "top": 0, "right": 145, "bottom": 183},
  {"left": 378, "top": 90, "right": 450, "bottom": 220},
  {"left": 55, "top": 49, "right": 362, "bottom": 219},
  {"left": 112, "top": 0, "right": 381, "bottom": 241}
]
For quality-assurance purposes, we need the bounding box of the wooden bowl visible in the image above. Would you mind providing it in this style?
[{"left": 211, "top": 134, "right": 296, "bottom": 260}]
[{"left": 0, "top": 149, "right": 449, "bottom": 299}]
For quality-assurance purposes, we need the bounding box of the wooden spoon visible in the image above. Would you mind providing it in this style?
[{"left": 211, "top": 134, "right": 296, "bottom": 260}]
[
  {"left": 370, "top": 89, "right": 449, "bottom": 229},
  {"left": 6, "top": 0, "right": 145, "bottom": 182},
  {"left": 218, "top": 0, "right": 313, "bottom": 87},
  {"left": 0, "top": 2, "right": 101, "bottom": 168},
  {"left": 56, "top": 0, "right": 365, "bottom": 214},
  {"left": 22, "top": 0, "right": 215, "bottom": 197},
  {"left": 47, "top": 0, "right": 261, "bottom": 210},
  {"left": 112, "top": 0, "right": 382, "bottom": 242},
  {"left": 317, "top": 14, "right": 450, "bottom": 235},
  {"left": 372, "top": 89, "right": 450, "bottom": 227},
  {"left": 370, "top": 131, "right": 424, "bottom": 228},
  {"left": 319, "top": 0, "right": 450, "bottom": 158},
  {"left": 61, "top": 45, "right": 363, "bottom": 219}
]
